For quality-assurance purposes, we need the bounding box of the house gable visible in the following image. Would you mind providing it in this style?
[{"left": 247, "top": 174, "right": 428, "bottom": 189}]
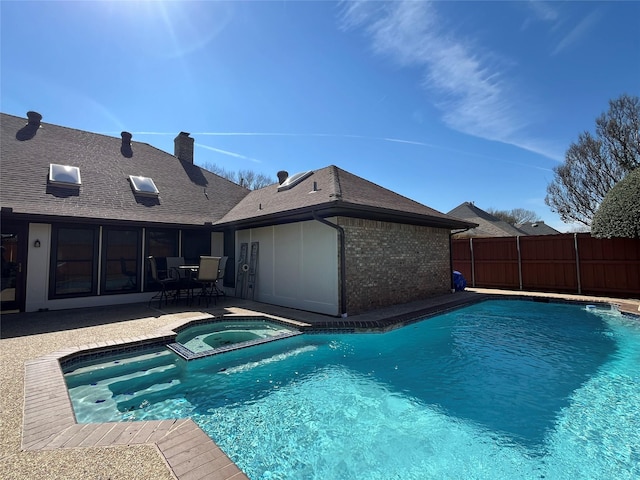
[
  {"left": 216, "top": 166, "right": 475, "bottom": 230},
  {"left": 448, "top": 202, "right": 524, "bottom": 237}
]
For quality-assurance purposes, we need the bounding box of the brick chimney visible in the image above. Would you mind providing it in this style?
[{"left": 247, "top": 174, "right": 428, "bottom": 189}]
[
  {"left": 277, "top": 170, "right": 289, "bottom": 185},
  {"left": 174, "top": 132, "right": 194, "bottom": 163}
]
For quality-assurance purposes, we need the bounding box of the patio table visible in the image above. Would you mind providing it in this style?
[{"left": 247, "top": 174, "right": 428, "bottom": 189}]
[{"left": 176, "top": 266, "right": 199, "bottom": 304}]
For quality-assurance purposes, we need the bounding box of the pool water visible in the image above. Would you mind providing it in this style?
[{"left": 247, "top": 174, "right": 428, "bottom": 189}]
[{"left": 64, "top": 300, "right": 640, "bottom": 479}]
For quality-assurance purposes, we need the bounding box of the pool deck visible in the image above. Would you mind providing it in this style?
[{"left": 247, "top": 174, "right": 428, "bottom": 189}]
[{"left": 1, "top": 289, "right": 638, "bottom": 480}]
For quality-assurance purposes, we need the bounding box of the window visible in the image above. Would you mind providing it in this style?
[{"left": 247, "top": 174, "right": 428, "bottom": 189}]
[
  {"left": 49, "top": 164, "right": 81, "bottom": 187},
  {"left": 182, "top": 230, "right": 211, "bottom": 265},
  {"left": 129, "top": 175, "right": 159, "bottom": 196},
  {"left": 102, "top": 228, "right": 140, "bottom": 293},
  {"left": 277, "top": 170, "right": 313, "bottom": 192},
  {"left": 51, "top": 227, "right": 97, "bottom": 297},
  {"left": 145, "top": 229, "right": 178, "bottom": 289}
]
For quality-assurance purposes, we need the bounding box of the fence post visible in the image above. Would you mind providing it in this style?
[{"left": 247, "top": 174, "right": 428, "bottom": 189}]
[
  {"left": 470, "top": 237, "right": 475, "bottom": 287},
  {"left": 574, "top": 233, "right": 582, "bottom": 295},
  {"left": 517, "top": 236, "right": 523, "bottom": 290}
]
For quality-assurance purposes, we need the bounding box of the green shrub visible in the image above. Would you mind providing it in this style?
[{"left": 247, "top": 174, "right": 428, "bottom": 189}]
[{"left": 591, "top": 168, "right": 640, "bottom": 238}]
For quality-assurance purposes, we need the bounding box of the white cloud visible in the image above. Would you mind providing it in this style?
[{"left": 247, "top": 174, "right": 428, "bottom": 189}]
[
  {"left": 196, "top": 143, "right": 261, "bottom": 163},
  {"left": 551, "top": 11, "right": 600, "bottom": 56},
  {"left": 339, "top": 0, "right": 563, "bottom": 161},
  {"left": 526, "top": 0, "right": 559, "bottom": 23}
]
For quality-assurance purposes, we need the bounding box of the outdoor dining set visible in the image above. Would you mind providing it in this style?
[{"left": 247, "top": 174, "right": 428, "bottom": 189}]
[{"left": 147, "top": 255, "right": 228, "bottom": 308}]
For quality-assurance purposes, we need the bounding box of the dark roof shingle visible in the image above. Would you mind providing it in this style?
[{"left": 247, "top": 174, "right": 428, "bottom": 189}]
[
  {"left": 447, "top": 202, "right": 525, "bottom": 237},
  {"left": 217, "top": 165, "right": 475, "bottom": 229},
  {"left": 1, "top": 113, "right": 249, "bottom": 226}
]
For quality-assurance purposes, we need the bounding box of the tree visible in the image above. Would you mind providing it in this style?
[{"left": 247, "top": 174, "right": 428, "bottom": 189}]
[
  {"left": 591, "top": 168, "right": 640, "bottom": 239},
  {"left": 486, "top": 208, "right": 540, "bottom": 225},
  {"left": 545, "top": 94, "right": 640, "bottom": 226},
  {"left": 198, "top": 162, "right": 275, "bottom": 190}
]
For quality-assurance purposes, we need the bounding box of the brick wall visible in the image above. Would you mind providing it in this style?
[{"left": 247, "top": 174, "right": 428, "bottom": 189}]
[{"left": 338, "top": 217, "right": 451, "bottom": 315}]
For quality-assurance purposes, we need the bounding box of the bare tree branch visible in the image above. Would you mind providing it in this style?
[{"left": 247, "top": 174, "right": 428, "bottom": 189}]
[
  {"left": 487, "top": 208, "right": 540, "bottom": 225},
  {"left": 545, "top": 94, "right": 639, "bottom": 226},
  {"left": 198, "top": 162, "right": 275, "bottom": 190}
]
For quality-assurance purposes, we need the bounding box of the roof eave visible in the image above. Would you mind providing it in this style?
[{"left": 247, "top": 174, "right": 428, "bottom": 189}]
[{"left": 214, "top": 201, "right": 478, "bottom": 230}]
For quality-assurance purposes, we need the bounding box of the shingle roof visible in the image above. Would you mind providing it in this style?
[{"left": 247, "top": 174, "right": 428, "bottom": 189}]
[
  {"left": 1, "top": 113, "right": 249, "bottom": 226},
  {"left": 447, "top": 202, "right": 525, "bottom": 237},
  {"left": 216, "top": 165, "right": 475, "bottom": 230},
  {"left": 515, "top": 221, "right": 561, "bottom": 235},
  {"left": 1, "top": 112, "right": 476, "bottom": 231}
]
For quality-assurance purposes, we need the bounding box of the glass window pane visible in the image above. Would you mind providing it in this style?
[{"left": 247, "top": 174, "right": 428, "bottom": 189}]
[
  {"left": 49, "top": 164, "right": 81, "bottom": 186},
  {"left": 147, "top": 230, "right": 177, "bottom": 258},
  {"left": 182, "top": 230, "right": 210, "bottom": 265},
  {"left": 54, "top": 228, "right": 95, "bottom": 295},
  {"left": 129, "top": 175, "right": 159, "bottom": 195},
  {"left": 103, "top": 229, "right": 139, "bottom": 293},
  {"left": 146, "top": 230, "right": 178, "bottom": 289}
]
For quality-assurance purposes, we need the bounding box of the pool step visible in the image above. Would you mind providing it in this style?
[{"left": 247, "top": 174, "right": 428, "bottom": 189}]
[
  {"left": 69, "top": 364, "right": 183, "bottom": 414},
  {"left": 167, "top": 330, "right": 304, "bottom": 361},
  {"left": 64, "top": 350, "right": 176, "bottom": 387},
  {"left": 68, "top": 363, "right": 179, "bottom": 398},
  {"left": 107, "top": 363, "right": 180, "bottom": 396},
  {"left": 70, "top": 377, "right": 183, "bottom": 420},
  {"left": 114, "top": 379, "right": 183, "bottom": 413}
]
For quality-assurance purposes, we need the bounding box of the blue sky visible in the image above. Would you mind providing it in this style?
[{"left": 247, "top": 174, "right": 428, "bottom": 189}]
[{"left": 2, "top": 1, "right": 639, "bottom": 232}]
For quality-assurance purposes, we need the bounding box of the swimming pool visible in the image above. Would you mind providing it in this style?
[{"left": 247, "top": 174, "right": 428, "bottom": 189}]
[{"left": 64, "top": 300, "right": 640, "bottom": 479}]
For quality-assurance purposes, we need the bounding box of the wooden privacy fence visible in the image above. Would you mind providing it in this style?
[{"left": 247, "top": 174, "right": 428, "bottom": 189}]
[{"left": 452, "top": 234, "right": 640, "bottom": 298}]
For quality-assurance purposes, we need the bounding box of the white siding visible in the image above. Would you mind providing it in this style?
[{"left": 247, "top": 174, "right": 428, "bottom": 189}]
[
  {"left": 25, "top": 223, "right": 51, "bottom": 311},
  {"left": 236, "top": 220, "right": 339, "bottom": 316}
]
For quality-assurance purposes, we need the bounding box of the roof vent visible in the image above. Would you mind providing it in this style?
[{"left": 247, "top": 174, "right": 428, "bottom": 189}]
[
  {"left": 277, "top": 170, "right": 289, "bottom": 185},
  {"left": 277, "top": 170, "right": 313, "bottom": 192},
  {"left": 27, "top": 111, "right": 42, "bottom": 127},
  {"left": 17, "top": 111, "right": 42, "bottom": 141},
  {"left": 120, "top": 131, "right": 133, "bottom": 158}
]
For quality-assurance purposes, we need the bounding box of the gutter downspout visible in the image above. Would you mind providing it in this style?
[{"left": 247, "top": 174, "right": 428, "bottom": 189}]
[
  {"left": 450, "top": 227, "right": 472, "bottom": 292},
  {"left": 312, "top": 212, "right": 348, "bottom": 317}
]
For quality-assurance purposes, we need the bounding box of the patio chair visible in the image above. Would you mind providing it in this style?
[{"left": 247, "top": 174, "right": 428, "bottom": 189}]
[
  {"left": 166, "top": 256, "right": 191, "bottom": 302},
  {"left": 147, "top": 256, "right": 178, "bottom": 308},
  {"left": 193, "top": 256, "right": 221, "bottom": 307},
  {"left": 212, "top": 256, "right": 228, "bottom": 300}
]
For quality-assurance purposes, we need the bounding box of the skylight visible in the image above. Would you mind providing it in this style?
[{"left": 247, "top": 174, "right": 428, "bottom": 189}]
[
  {"left": 129, "top": 175, "right": 159, "bottom": 196},
  {"left": 277, "top": 170, "right": 313, "bottom": 192},
  {"left": 49, "top": 164, "right": 81, "bottom": 187}
]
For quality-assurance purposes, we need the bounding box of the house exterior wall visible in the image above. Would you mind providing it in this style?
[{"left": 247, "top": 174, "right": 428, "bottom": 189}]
[
  {"left": 236, "top": 220, "right": 340, "bottom": 316},
  {"left": 338, "top": 217, "right": 451, "bottom": 315}
]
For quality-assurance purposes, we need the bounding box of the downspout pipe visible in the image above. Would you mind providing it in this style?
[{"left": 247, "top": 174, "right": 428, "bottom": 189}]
[
  {"left": 450, "top": 227, "right": 472, "bottom": 292},
  {"left": 312, "top": 212, "right": 348, "bottom": 317}
]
